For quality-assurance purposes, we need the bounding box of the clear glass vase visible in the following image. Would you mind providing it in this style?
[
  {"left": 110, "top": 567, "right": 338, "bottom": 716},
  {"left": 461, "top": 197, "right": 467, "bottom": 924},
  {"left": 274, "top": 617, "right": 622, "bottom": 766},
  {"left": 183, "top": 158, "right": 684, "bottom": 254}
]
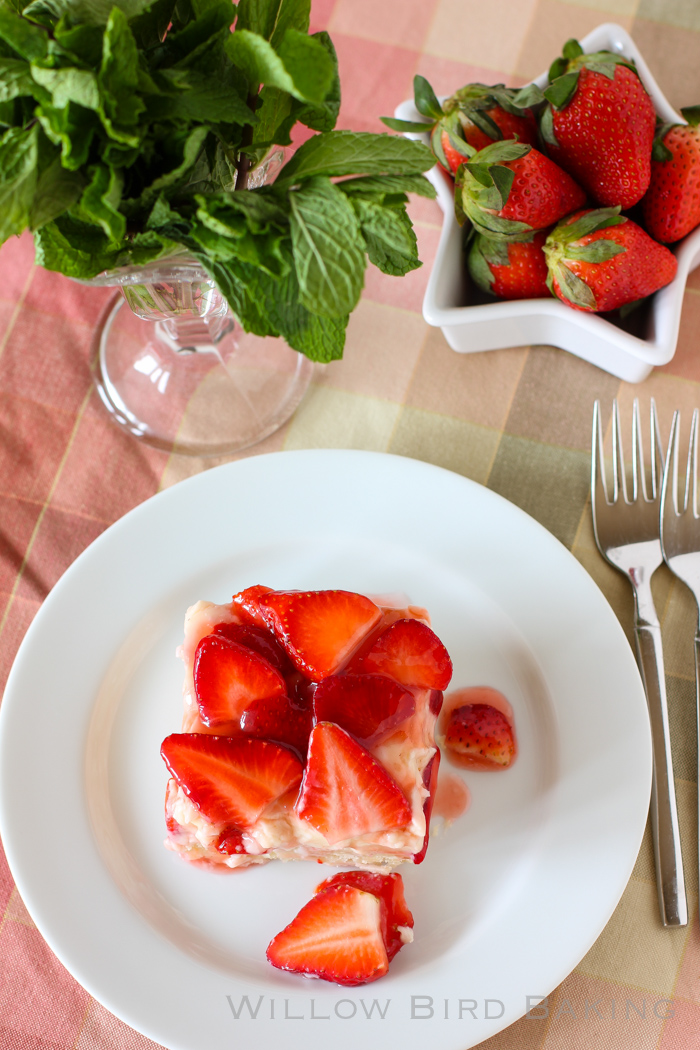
[
  {"left": 85, "top": 154, "right": 312, "bottom": 457},
  {"left": 87, "top": 256, "right": 313, "bottom": 457}
]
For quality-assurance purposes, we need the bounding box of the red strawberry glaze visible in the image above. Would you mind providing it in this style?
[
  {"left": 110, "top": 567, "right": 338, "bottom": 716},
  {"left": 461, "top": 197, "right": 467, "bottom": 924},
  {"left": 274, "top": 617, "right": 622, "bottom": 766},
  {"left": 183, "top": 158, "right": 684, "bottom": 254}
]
[{"left": 432, "top": 774, "right": 470, "bottom": 822}]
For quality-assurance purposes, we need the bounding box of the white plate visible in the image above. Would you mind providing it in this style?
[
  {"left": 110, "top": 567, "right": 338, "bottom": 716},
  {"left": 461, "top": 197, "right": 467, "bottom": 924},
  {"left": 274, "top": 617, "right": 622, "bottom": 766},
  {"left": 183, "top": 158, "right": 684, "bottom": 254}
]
[
  {"left": 0, "top": 450, "right": 651, "bottom": 1050},
  {"left": 398, "top": 23, "right": 700, "bottom": 383}
]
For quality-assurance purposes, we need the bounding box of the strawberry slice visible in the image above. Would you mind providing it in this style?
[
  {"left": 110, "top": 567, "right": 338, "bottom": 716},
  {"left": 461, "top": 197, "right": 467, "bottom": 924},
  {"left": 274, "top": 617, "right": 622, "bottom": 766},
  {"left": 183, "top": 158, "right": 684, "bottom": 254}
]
[
  {"left": 259, "top": 590, "right": 382, "bottom": 680},
  {"left": 161, "top": 734, "right": 303, "bottom": 826},
  {"left": 295, "top": 722, "right": 412, "bottom": 843},
  {"left": 266, "top": 884, "right": 389, "bottom": 986},
  {"left": 412, "top": 750, "right": 440, "bottom": 865},
  {"left": 360, "top": 618, "right": 453, "bottom": 690},
  {"left": 315, "top": 872, "right": 413, "bottom": 962},
  {"left": 444, "top": 703, "right": 515, "bottom": 769},
  {"left": 210, "top": 622, "right": 292, "bottom": 674},
  {"left": 312, "top": 673, "right": 415, "bottom": 745},
  {"left": 194, "top": 635, "right": 287, "bottom": 727},
  {"left": 240, "top": 691, "right": 313, "bottom": 760},
  {"left": 231, "top": 585, "right": 274, "bottom": 628}
]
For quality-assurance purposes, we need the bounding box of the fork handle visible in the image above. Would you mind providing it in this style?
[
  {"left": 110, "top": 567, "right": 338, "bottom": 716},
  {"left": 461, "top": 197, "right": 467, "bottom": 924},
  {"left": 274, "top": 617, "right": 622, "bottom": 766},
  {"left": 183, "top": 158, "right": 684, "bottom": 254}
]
[
  {"left": 635, "top": 619, "right": 688, "bottom": 927},
  {"left": 695, "top": 633, "right": 700, "bottom": 913}
]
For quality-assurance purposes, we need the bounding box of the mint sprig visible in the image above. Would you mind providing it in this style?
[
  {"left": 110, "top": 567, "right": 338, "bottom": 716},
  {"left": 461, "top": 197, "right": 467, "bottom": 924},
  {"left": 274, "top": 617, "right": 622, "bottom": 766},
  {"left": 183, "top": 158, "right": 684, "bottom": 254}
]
[{"left": 0, "top": 0, "right": 435, "bottom": 361}]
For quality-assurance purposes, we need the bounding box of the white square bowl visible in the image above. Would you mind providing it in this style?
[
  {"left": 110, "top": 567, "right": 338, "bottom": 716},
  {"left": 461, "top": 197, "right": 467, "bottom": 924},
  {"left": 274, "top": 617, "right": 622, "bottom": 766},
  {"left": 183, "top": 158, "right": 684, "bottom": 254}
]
[{"left": 396, "top": 23, "right": 700, "bottom": 382}]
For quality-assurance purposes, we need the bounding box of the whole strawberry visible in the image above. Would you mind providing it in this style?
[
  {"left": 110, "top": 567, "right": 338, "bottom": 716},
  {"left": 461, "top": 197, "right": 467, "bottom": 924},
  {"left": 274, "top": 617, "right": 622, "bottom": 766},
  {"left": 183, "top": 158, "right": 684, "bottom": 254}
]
[
  {"left": 642, "top": 107, "right": 700, "bottom": 243},
  {"left": 540, "top": 39, "right": 655, "bottom": 209},
  {"left": 456, "top": 140, "right": 586, "bottom": 239},
  {"left": 468, "top": 230, "right": 551, "bottom": 299},
  {"left": 544, "top": 208, "right": 678, "bottom": 312},
  {"left": 436, "top": 81, "right": 539, "bottom": 174},
  {"left": 382, "top": 76, "right": 539, "bottom": 175}
]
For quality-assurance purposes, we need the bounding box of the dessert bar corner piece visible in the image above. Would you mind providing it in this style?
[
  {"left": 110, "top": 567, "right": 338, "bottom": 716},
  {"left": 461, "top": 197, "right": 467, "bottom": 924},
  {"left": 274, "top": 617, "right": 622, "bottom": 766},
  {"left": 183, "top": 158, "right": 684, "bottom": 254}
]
[{"left": 162, "top": 587, "right": 452, "bottom": 870}]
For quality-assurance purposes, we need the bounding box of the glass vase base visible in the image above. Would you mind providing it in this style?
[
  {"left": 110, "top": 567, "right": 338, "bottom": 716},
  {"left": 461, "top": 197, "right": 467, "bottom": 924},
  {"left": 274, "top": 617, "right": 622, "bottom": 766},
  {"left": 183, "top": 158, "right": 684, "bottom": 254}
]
[{"left": 93, "top": 295, "right": 313, "bottom": 457}]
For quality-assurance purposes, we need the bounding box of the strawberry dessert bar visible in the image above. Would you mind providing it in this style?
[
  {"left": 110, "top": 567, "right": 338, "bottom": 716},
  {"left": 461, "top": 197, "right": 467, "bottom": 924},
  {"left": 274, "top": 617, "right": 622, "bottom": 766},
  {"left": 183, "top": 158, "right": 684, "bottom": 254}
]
[{"left": 162, "top": 586, "right": 452, "bottom": 871}]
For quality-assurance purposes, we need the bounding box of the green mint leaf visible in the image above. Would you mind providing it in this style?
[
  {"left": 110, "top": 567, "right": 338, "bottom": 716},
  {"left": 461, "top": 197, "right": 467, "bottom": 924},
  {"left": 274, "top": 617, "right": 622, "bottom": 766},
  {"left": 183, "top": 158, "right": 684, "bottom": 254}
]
[
  {"left": 235, "top": 0, "right": 310, "bottom": 45},
  {"left": 277, "top": 28, "right": 334, "bottom": 104},
  {"left": 202, "top": 252, "right": 348, "bottom": 360},
  {"left": 23, "top": 0, "right": 154, "bottom": 30},
  {"left": 145, "top": 192, "right": 183, "bottom": 229},
  {"left": 289, "top": 175, "right": 365, "bottom": 317},
  {"left": 29, "top": 154, "right": 83, "bottom": 229},
  {"left": 155, "top": 1, "right": 233, "bottom": 67},
  {"left": 129, "top": 0, "right": 177, "bottom": 49},
  {"left": 226, "top": 27, "right": 332, "bottom": 104},
  {"left": 134, "top": 124, "right": 209, "bottom": 205},
  {"left": 0, "top": 123, "right": 38, "bottom": 243},
  {"left": 352, "top": 196, "right": 420, "bottom": 277},
  {"left": 53, "top": 20, "right": 103, "bottom": 65},
  {"left": 562, "top": 38, "right": 583, "bottom": 61},
  {"left": 338, "top": 173, "right": 436, "bottom": 200},
  {"left": 290, "top": 31, "right": 339, "bottom": 133},
  {"left": 157, "top": 66, "right": 254, "bottom": 124},
  {"left": 36, "top": 101, "right": 98, "bottom": 169},
  {"left": 543, "top": 71, "right": 579, "bottom": 110},
  {"left": 0, "top": 5, "right": 47, "bottom": 59},
  {"left": 33, "top": 214, "right": 121, "bottom": 276},
  {"left": 30, "top": 64, "right": 101, "bottom": 110},
  {"left": 276, "top": 130, "right": 433, "bottom": 185},
  {"left": 413, "top": 74, "right": 442, "bottom": 120},
  {"left": 75, "top": 163, "right": 126, "bottom": 242},
  {"left": 0, "top": 57, "right": 38, "bottom": 101},
  {"left": 97, "top": 7, "right": 144, "bottom": 144},
  {"left": 380, "top": 116, "right": 432, "bottom": 132}
]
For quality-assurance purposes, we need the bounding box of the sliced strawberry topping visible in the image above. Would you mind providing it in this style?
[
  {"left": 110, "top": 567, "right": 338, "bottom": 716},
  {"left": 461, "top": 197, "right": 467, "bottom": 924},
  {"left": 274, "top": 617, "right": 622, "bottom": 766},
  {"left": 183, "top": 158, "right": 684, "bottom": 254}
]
[
  {"left": 316, "top": 872, "right": 413, "bottom": 962},
  {"left": 313, "top": 673, "right": 415, "bottom": 746},
  {"left": 240, "top": 691, "right": 313, "bottom": 760},
  {"left": 360, "top": 618, "right": 453, "bottom": 690},
  {"left": 412, "top": 750, "right": 440, "bottom": 865},
  {"left": 194, "top": 635, "right": 287, "bottom": 727},
  {"left": 161, "top": 734, "right": 303, "bottom": 827},
  {"left": 266, "top": 884, "right": 389, "bottom": 986},
  {"left": 444, "top": 703, "right": 515, "bottom": 769},
  {"left": 210, "top": 622, "right": 292, "bottom": 674},
  {"left": 231, "top": 585, "right": 274, "bottom": 627},
  {"left": 295, "top": 722, "right": 412, "bottom": 844},
  {"left": 259, "top": 590, "right": 382, "bottom": 680}
]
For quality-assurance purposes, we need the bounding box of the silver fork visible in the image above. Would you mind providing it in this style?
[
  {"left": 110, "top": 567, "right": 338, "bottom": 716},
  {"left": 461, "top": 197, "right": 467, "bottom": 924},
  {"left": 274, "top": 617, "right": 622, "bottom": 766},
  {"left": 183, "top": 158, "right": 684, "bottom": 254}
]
[
  {"left": 660, "top": 408, "right": 700, "bottom": 901},
  {"left": 592, "top": 399, "right": 687, "bottom": 927}
]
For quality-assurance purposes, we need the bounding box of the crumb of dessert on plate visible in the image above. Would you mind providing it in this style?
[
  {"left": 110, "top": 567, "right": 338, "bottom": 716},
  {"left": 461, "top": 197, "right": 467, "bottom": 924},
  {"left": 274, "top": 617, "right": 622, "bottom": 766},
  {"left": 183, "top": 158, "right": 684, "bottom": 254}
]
[
  {"left": 266, "top": 871, "right": 414, "bottom": 985},
  {"left": 162, "top": 588, "right": 452, "bottom": 870}
]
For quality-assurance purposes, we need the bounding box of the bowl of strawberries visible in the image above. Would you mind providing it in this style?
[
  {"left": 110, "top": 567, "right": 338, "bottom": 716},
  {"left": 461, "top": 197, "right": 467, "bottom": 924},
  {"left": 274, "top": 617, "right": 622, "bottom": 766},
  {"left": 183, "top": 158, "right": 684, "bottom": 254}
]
[{"left": 390, "top": 23, "right": 700, "bottom": 382}]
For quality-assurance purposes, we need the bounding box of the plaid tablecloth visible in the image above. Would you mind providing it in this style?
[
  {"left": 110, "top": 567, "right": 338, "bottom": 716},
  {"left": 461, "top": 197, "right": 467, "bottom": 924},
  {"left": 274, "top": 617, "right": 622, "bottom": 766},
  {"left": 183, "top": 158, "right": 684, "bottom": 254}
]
[{"left": 3, "top": 0, "right": 700, "bottom": 1047}]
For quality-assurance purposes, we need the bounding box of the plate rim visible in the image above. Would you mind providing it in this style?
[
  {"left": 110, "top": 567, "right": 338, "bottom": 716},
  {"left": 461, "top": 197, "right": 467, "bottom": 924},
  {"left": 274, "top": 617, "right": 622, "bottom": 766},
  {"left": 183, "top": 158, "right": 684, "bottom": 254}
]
[{"left": 0, "top": 449, "right": 652, "bottom": 1050}]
